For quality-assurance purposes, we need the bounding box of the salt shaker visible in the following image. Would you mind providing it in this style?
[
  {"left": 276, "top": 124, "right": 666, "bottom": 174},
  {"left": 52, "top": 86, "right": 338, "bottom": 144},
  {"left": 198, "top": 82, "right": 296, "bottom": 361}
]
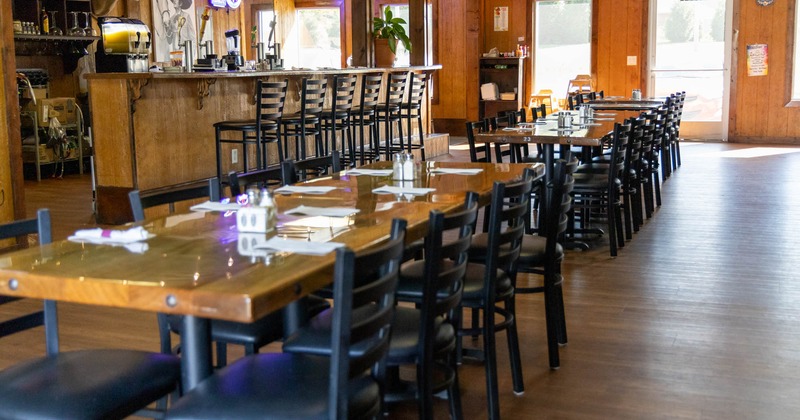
[
  {"left": 403, "top": 153, "right": 415, "bottom": 180},
  {"left": 393, "top": 152, "right": 405, "bottom": 180},
  {"left": 258, "top": 188, "right": 277, "bottom": 232}
]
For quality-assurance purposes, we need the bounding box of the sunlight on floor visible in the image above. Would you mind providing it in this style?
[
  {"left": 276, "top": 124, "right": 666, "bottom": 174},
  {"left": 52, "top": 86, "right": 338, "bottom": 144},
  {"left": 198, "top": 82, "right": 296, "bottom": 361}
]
[{"left": 716, "top": 147, "right": 800, "bottom": 158}]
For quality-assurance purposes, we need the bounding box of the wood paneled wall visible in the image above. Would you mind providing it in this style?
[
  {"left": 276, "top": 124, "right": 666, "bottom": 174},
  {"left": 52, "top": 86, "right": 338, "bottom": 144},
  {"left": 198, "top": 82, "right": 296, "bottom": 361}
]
[
  {"left": 730, "top": 0, "right": 799, "bottom": 143},
  {"left": 593, "top": 0, "right": 647, "bottom": 99}
]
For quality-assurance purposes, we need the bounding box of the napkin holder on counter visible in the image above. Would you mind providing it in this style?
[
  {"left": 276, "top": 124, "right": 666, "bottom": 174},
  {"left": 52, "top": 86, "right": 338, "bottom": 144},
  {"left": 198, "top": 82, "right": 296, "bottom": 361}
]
[{"left": 237, "top": 206, "right": 275, "bottom": 233}]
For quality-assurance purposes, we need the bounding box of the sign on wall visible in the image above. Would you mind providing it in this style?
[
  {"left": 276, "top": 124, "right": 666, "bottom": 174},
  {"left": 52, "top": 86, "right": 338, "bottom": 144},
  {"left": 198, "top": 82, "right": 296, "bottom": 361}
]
[
  {"left": 494, "top": 7, "right": 508, "bottom": 31},
  {"left": 747, "top": 44, "right": 768, "bottom": 76}
]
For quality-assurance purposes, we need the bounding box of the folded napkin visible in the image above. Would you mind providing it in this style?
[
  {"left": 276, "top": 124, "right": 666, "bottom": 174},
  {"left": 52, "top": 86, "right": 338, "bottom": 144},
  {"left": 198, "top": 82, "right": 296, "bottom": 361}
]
[
  {"left": 429, "top": 168, "right": 484, "bottom": 175},
  {"left": 69, "top": 226, "right": 154, "bottom": 244},
  {"left": 346, "top": 168, "right": 393, "bottom": 176},
  {"left": 190, "top": 201, "right": 242, "bottom": 212},
  {"left": 372, "top": 186, "right": 435, "bottom": 196},
  {"left": 274, "top": 185, "right": 336, "bottom": 195},
  {"left": 257, "top": 236, "right": 344, "bottom": 256},
  {"left": 284, "top": 205, "right": 360, "bottom": 217}
]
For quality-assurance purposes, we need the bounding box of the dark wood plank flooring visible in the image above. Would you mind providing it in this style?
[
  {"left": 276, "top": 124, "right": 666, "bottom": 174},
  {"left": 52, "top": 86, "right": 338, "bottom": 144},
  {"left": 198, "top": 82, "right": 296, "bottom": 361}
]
[{"left": 4, "top": 141, "right": 800, "bottom": 418}]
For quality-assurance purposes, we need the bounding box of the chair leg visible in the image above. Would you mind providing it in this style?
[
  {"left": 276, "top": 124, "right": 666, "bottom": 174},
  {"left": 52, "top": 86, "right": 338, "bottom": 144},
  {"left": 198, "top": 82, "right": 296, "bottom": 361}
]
[
  {"left": 215, "top": 342, "right": 227, "bottom": 368},
  {"left": 447, "top": 348, "right": 464, "bottom": 420},
  {"left": 504, "top": 297, "right": 524, "bottom": 394},
  {"left": 653, "top": 170, "right": 662, "bottom": 207},
  {"left": 215, "top": 127, "right": 223, "bottom": 181},
  {"left": 417, "top": 361, "right": 434, "bottom": 420},
  {"left": 416, "top": 114, "right": 425, "bottom": 161},
  {"left": 544, "top": 275, "right": 562, "bottom": 369},
  {"left": 483, "top": 307, "right": 501, "bottom": 420}
]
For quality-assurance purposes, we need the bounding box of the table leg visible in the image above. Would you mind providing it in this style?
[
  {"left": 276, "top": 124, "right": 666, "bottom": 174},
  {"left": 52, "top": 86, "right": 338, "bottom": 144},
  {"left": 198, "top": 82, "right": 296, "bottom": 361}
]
[{"left": 181, "top": 315, "right": 213, "bottom": 391}]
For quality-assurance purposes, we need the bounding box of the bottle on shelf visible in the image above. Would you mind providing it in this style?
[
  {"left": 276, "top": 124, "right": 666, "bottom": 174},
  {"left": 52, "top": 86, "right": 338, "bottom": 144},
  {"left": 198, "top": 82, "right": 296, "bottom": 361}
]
[{"left": 41, "top": 8, "right": 49, "bottom": 35}]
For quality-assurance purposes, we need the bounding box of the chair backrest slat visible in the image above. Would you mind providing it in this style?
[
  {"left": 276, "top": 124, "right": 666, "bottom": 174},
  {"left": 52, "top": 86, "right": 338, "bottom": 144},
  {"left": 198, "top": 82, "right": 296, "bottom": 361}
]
[{"left": 129, "top": 178, "right": 220, "bottom": 222}]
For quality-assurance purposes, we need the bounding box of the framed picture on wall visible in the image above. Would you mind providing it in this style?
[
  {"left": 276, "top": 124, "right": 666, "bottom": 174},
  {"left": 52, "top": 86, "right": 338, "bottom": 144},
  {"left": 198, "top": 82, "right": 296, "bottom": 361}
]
[{"left": 152, "top": 0, "right": 198, "bottom": 63}]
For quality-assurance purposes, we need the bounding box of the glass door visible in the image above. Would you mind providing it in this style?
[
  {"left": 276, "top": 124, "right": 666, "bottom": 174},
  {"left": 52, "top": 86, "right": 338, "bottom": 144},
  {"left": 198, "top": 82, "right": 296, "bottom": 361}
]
[{"left": 649, "top": 0, "right": 732, "bottom": 140}]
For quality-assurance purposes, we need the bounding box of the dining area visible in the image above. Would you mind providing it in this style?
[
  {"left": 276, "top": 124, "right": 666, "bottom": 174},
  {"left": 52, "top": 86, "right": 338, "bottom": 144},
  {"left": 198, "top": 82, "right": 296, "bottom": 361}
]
[{"left": 0, "top": 148, "right": 557, "bottom": 419}]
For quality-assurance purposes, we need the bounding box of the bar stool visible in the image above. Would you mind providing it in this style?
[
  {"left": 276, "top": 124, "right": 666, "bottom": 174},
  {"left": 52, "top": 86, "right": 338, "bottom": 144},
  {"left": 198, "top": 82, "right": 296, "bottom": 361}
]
[
  {"left": 398, "top": 70, "right": 430, "bottom": 160},
  {"left": 280, "top": 77, "right": 327, "bottom": 160},
  {"left": 349, "top": 72, "right": 383, "bottom": 165},
  {"left": 213, "top": 79, "right": 288, "bottom": 182},
  {"left": 320, "top": 74, "right": 357, "bottom": 166},
  {"left": 375, "top": 71, "right": 408, "bottom": 160}
]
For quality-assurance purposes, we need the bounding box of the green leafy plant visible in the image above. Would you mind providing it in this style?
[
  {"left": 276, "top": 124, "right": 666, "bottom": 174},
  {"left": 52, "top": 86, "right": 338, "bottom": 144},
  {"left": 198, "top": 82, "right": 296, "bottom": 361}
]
[{"left": 373, "top": 6, "right": 412, "bottom": 54}]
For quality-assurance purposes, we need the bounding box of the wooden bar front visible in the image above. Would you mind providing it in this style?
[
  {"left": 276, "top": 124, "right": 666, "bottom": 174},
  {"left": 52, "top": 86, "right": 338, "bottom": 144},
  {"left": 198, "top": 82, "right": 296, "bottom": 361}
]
[{"left": 86, "top": 66, "right": 441, "bottom": 224}]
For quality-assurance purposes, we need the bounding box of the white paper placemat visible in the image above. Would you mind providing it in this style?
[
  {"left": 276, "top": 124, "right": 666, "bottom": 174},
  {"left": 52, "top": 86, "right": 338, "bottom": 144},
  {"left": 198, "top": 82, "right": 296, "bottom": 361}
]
[
  {"left": 429, "top": 168, "right": 484, "bottom": 175},
  {"left": 274, "top": 186, "right": 337, "bottom": 195},
  {"left": 372, "top": 186, "right": 435, "bottom": 196},
  {"left": 284, "top": 205, "right": 360, "bottom": 217},
  {"left": 346, "top": 169, "right": 393, "bottom": 176},
  {"left": 256, "top": 237, "right": 344, "bottom": 255},
  {"left": 190, "top": 201, "right": 243, "bottom": 212}
]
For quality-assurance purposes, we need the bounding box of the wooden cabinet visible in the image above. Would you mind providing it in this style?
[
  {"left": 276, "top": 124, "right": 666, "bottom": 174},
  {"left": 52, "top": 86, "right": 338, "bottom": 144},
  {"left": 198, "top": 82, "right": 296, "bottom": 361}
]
[{"left": 479, "top": 57, "right": 524, "bottom": 120}]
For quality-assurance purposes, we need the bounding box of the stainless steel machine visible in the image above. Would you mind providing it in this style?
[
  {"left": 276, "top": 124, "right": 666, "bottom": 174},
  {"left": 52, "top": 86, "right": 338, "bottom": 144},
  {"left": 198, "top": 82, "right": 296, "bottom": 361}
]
[
  {"left": 95, "top": 17, "right": 151, "bottom": 73},
  {"left": 223, "top": 29, "right": 244, "bottom": 71}
]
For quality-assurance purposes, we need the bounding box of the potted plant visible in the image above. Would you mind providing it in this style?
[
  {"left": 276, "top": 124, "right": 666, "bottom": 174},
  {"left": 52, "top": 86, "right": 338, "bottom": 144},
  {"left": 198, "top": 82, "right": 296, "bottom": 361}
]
[{"left": 373, "top": 6, "right": 412, "bottom": 67}]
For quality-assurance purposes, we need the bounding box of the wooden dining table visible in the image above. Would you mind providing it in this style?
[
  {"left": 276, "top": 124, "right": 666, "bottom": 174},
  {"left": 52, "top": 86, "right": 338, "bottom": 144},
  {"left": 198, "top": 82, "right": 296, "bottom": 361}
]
[
  {"left": 474, "top": 110, "right": 621, "bottom": 181},
  {"left": 587, "top": 97, "right": 665, "bottom": 111},
  {"left": 0, "top": 160, "right": 543, "bottom": 391}
]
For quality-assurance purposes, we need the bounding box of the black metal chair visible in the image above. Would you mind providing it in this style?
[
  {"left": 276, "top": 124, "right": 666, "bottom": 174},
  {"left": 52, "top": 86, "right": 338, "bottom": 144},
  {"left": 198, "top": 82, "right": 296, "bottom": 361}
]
[
  {"left": 228, "top": 165, "right": 284, "bottom": 197},
  {"left": 519, "top": 161, "right": 575, "bottom": 368},
  {"left": 0, "top": 209, "right": 54, "bottom": 348},
  {"left": 129, "top": 179, "right": 327, "bottom": 367},
  {"left": 376, "top": 71, "right": 408, "bottom": 160},
  {"left": 213, "top": 79, "right": 288, "bottom": 181},
  {"left": 281, "top": 151, "right": 342, "bottom": 185},
  {"left": 350, "top": 72, "right": 383, "bottom": 165},
  {"left": 461, "top": 176, "right": 533, "bottom": 420},
  {"left": 166, "top": 219, "right": 407, "bottom": 420},
  {"left": 320, "top": 74, "right": 357, "bottom": 166},
  {"left": 281, "top": 77, "right": 327, "bottom": 160},
  {"left": 129, "top": 178, "right": 221, "bottom": 222},
  {"left": 0, "top": 209, "right": 181, "bottom": 420},
  {"left": 571, "top": 122, "right": 630, "bottom": 257},
  {"left": 385, "top": 193, "right": 478, "bottom": 419},
  {"left": 465, "top": 119, "right": 492, "bottom": 163},
  {"left": 398, "top": 70, "right": 430, "bottom": 160}
]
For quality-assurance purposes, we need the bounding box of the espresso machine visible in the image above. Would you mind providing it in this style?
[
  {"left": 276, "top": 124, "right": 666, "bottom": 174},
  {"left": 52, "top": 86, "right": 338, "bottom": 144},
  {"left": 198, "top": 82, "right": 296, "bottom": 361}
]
[
  {"left": 223, "top": 29, "right": 244, "bottom": 71},
  {"left": 95, "top": 17, "right": 151, "bottom": 73}
]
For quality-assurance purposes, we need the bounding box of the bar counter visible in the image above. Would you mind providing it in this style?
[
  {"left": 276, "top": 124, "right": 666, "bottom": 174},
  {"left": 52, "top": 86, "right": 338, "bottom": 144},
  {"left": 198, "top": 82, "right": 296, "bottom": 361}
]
[{"left": 85, "top": 65, "right": 441, "bottom": 224}]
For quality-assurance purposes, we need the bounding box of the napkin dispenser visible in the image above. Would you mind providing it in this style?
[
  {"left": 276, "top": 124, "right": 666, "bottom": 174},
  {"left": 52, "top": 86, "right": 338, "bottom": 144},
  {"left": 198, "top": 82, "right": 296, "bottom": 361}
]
[{"left": 237, "top": 206, "right": 275, "bottom": 233}]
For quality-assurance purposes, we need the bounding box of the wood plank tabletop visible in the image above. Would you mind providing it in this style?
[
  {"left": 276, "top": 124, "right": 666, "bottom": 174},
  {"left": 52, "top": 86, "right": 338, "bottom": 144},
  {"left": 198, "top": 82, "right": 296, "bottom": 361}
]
[{"left": 0, "top": 161, "right": 540, "bottom": 323}]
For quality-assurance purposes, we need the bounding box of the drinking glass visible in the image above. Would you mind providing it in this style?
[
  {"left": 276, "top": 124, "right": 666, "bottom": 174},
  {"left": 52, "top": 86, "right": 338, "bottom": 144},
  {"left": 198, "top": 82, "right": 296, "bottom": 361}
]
[
  {"left": 68, "top": 12, "right": 83, "bottom": 36},
  {"left": 83, "top": 12, "right": 96, "bottom": 36},
  {"left": 48, "top": 11, "right": 63, "bottom": 36}
]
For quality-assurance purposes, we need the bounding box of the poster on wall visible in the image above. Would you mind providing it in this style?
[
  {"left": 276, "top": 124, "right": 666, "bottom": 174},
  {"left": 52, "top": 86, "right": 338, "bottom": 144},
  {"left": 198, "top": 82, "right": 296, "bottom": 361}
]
[
  {"left": 746, "top": 44, "right": 768, "bottom": 76},
  {"left": 152, "top": 0, "right": 198, "bottom": 63},
  {"left": 494, "top": 7, "right": 508, "bottom": 31}
]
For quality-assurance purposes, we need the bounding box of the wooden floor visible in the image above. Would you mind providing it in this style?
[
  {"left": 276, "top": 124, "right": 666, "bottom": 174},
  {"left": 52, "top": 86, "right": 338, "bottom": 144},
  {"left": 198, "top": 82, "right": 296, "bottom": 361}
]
[{"left": 4, "top": 141, "right": 800, "bottom": 419}]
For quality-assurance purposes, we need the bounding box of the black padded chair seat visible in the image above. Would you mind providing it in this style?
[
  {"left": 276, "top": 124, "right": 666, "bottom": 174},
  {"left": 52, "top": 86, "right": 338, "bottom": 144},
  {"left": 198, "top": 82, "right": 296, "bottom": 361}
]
[
  {"left": 468, "top": 233, "right": 563, "bottom": 267},
  {"left": 282, "top": 305, "right": 379, "bottom": 356},
  {"left": 281, "top": 113, "right": 321, "bottom": 124},
  {"left": 167, "top": 295, "right": 330, "bottom": 346},
  {"left": 396, "top": 259, "right": 456, "bottom": 300},
  {"left": 463, "top": 262, "right": 512, "bottom": 302},
  {"left": 213, "top": 119, "right": 279, "bottom": 131},
  {"left": 165, "top": 353, "right": 380, "bottom": 420},
  {"left": 0, "top": 349, "right": 180, "bottom": 420},
  {"left": 389, "top": 307, "right": 455, "bottom": 361}
]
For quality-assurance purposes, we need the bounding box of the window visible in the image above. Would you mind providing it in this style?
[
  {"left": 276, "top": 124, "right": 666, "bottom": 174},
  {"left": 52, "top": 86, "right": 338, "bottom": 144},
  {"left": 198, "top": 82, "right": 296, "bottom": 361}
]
[
  {"left": 376, "top": 2, "right": 434, "bottom": 66},
  {"left": 284, "top": 7, "right": 343, "bottom": 68},
  {"left": 532, "top": 0, "right": 592, "bottom": 104}
]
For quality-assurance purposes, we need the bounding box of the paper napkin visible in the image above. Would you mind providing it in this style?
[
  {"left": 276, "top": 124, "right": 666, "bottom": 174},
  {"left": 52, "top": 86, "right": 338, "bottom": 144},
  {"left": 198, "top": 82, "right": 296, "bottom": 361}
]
[
  {"left": 428, "top": 168, "right": 484, "bottom": 175},
  {"left": 257, "top": 236, "right": 345, "bottom": 256},
  {"left": 372, "top": 186, "right": 435, "bottom": 196},
  {"left": 346, "top": 169, "right": 394, "bottom": 176},
  {"left": 284, "top": 205, "right": 360, "bottom": 217},
  {"left": 69, "top": 226, "right": 154, "bottom": 244},
  {"left": 274, "top": 186, "right": 337, "bottom": 195}
]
